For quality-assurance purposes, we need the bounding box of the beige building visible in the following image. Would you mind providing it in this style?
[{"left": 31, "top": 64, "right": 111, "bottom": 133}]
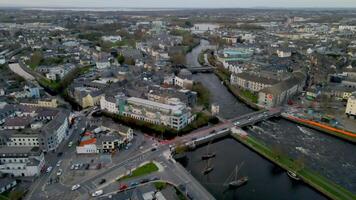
[
  {"left": 20, "top": 99, "right": 58, "bottom": 108},
  {"left": 346, "top": 92, "right": 356, "bottom": 119},
  {"left": 231, "top": 72, "right": 278, "bottom": 92}
]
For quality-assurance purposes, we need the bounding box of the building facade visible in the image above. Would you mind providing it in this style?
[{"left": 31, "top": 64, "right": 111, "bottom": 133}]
[
  {"left": 0, "top": 147, "right": 45, "bottom": 177},
  {"left": 346, "top": 93, "right": 356, "bottom": 119}
]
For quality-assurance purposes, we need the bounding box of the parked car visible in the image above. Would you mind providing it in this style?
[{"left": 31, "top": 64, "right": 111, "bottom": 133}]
[
  {"left": 68, "top": 141, "right": 73, "bottom": 148},
  {"left": 91, "top": 190, "right": 103, "bottom": 197},
  {"left": 130, "top": 182, "right": 138, "bottom": 187},
  {"left": 56, "top": 160, "right": 62, "bottom": 167},
  {"left": 119, "top": 184, "right": 128, "bottom": 191},
  {"left": 140, "top": 178, "right": 149, "bottom": 184},
  {"left": 151, "top": 147, "right": 157, "bottom": 152},
  {"left": 150, "top": 177, "right": 160, "bottom": 181},
  {"left": 71, "top": 184, "right": 80, "bottom": 191}
]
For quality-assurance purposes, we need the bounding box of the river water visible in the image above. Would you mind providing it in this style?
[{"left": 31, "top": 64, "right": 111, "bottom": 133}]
[{"left": 181, "top": 40, "right": 356, "bottom": 199}]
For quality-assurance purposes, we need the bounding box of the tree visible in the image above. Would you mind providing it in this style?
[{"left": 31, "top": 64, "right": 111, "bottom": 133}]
[
  {"left": 117, "top": 54, "right": 125, "bottom": 64},
  {"left": 9, "top": 190, "right": 25, "bottom": 200},
  {"left": 28, "top": 51, "right": 43, "bottom": 69},
  {"left": 170, "top": 53, "right": 186, "bottom": 65},
  {"left": 184, "top": 21, "right": 193, "bottom": 28},
  {"left": 293, "top": 157, "right": 305, "bottom": 172}
]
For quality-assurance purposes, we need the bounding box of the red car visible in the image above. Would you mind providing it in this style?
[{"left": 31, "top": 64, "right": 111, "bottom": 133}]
[{"left": 119, "top": 184, "right": 128, "bottom": 191}]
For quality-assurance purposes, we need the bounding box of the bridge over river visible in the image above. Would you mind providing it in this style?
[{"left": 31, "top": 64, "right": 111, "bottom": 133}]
[{"left": 173, "top": 108, "right": 282, "bottom": 147}]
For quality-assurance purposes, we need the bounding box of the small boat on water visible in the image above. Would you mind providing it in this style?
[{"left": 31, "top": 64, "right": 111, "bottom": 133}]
[
  {"left": 229, "top": 176, "right": 248, "bottom": 188},
  {"left": 224, "top": 162, "right": 248, "bottom": 189},
  {"left": 203, "top": 159, "right": 214, "bottom": 175},
  {"left": 202, "top": 153, "right": 216, "bottom": 160},
  {"left": 287, "top": 170, "right": 300, "bottom": 181},
  {"left": 201, "top": 142, "right": 216, "bottom": 160}
]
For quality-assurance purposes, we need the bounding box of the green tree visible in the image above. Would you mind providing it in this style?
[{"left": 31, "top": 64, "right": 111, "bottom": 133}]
[
  {"left": 170, "top": 53, "right": 186, "bottom": 65},
  {"left": 28, "top": 51, "right": 43, "bottom": 69},
  {"left": 117, "top": 54, "right": 125, "bottom": 64}
]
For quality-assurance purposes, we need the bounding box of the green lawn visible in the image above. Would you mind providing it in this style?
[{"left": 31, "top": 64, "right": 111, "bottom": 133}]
[{"left": 119, "top": 162, "right": 158, "bottom": 181}]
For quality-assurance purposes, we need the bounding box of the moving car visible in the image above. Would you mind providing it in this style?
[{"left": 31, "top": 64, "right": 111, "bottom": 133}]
[
  {"left": 56, "top": 160, "right": 62, "bottom": 167},
  {"left": 46, "top": 166, "right": 53, "bottom": 173},
  {"left": 71, "top": 184, "right": 80, "bottom": 191},
  {"left": 56, "top": 169, "right": 63, "bottom": 176},
  {"left": 91, "top": 190, "right": 103, "bottom": 197},
  {"left": 68, "top": 141, "right": 73, "bottom": 147}
]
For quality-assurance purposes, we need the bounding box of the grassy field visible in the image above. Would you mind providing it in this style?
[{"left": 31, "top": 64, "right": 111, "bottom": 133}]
[
  {"left": 231, "top": 133, "right": 356, "bottom": 200},
  {"left": 119, "top": 162, "right": 159, "bottom": 181}
]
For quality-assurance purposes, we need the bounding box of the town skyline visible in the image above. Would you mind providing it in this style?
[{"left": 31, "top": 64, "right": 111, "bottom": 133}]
[{"left": 1, "top": 0, "right": 356, "bottom": 9}]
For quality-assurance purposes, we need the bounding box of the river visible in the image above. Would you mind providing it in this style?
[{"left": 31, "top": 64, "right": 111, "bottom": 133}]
[{"left": 182, "top": 39, "right": 356, "bottom": 199}]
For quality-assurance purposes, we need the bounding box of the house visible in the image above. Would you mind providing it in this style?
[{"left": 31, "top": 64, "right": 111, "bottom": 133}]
[
  {"left": 163, "top": 75, "right": 194, "bottom": 90},
  {"left": 276, "top": 48, "right": 292, "bottom": 58},
  {"left": 346, "top": 92, "right": 356, "bottom": 119},
  {"left": 0, "top": 147, "right": 45, "bottom": 177},
  {"left": 74, "top": 87, "right": 103, "bottom": 108}
]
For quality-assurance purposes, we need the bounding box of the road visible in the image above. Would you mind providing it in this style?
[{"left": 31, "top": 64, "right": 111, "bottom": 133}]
[{"left": 8, "top": 63, "right": 35, "bottom": 80}]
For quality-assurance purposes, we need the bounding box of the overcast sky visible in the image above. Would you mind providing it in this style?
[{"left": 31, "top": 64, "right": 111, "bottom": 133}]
[{"left": 0, "top": 0, "right": 356, "bottom": 8}]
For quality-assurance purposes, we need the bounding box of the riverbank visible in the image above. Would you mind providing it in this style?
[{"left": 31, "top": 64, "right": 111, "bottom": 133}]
[
  {"left": 283, "top": 114, "right": 356, "bottom": 143},
  {"left": 230, "top": 132, "right": 356, "bottom": 200},
  {"left": 213, "top": 66, "right": 261, "bottom": 110}
]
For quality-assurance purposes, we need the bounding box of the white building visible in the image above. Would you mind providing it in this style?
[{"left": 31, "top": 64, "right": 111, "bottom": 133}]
[
  {"left": 102, "top": 36, "right": 122, "bottom": 43},
  {"left": 163, "top": 75, "right": 193, "bottom": 89},
  {"left": 346, "top": 92, "right": 356, "bottom": 119},
  {"left": 0, "top": 147, "right": 45, "bottom": 177},
  {"left": 231, "top": 72, "right": 278, "bottom": 92},
  {"left": 276, "top": 49, "right": 292, "bottom": 58},
  {"left": 96, "top": 61, "right": 111, "bottom": 69},
  {"left": 115, "top": 95, "right": 194, "bottom": 130},
  {"left": 100, "top": 96, "right": 118, "bottom": 113}
]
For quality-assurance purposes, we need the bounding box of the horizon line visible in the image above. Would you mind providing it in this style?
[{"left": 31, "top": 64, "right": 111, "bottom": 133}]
[{"left": 1, "top": 6, "right": 356, "bottom": 10}]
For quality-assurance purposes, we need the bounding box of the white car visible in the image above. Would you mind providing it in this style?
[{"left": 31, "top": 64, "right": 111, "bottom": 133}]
[
  {"left": 56, "top": 160, "right": 62, "bottom": 167},
  {"left": 46, "top": 166, "right": 53, "bottom": 173},
  {"left": 92, "top": 190, "right": 103, "bottom": 197},
  {"left": 56, "top": 169, "right": 63, "bottom": 176},
  {"left": 71, "top": 184, "right": 80, "bottom": 191}
]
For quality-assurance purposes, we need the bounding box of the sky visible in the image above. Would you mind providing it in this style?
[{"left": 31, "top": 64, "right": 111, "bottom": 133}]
[{"left": 0, "top": 0, "right": 356, "bottom": 8}]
